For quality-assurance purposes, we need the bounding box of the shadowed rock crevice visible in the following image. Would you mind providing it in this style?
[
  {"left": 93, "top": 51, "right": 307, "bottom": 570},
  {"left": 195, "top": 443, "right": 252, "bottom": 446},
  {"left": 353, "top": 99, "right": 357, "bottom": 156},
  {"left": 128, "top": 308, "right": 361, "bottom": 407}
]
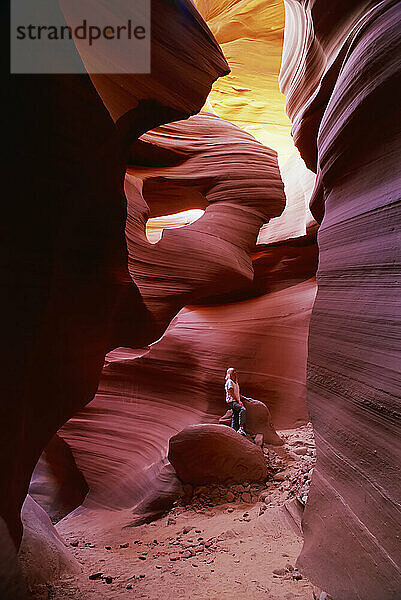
[{"left": 2, "top": 0, "right": 229, "bottom": 576}]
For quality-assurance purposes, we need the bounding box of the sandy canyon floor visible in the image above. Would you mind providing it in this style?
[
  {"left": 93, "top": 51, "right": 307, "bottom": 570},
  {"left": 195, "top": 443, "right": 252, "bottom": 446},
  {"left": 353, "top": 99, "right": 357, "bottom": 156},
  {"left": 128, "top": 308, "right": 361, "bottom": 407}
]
[{"left": 43, "top": 425, "right": 316, "bottom": 600}]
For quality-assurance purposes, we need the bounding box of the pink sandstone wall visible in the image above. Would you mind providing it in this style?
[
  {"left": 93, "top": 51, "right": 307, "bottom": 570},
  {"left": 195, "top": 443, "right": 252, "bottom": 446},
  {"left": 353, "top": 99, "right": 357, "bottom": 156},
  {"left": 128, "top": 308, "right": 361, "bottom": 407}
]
[{"left": 280, "top": 1, "right": 401, "bottom": 597}]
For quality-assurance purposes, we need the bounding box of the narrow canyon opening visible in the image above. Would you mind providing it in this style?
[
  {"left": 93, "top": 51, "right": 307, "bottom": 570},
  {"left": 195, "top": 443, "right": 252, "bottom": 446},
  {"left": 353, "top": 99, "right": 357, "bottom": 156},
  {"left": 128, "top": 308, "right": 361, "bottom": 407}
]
[{"left": 20, "top": 2, "right": 320, "bottom": 597}]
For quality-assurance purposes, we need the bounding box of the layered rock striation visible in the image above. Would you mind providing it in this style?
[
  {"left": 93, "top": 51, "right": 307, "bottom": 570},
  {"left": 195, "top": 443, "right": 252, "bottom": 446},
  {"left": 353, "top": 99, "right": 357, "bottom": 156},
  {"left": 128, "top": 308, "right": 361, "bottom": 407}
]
[
  {"left": 58, "top": 239, "right": 316, "bottom": 517},
  {"left": 53, "top": 112, "right": 316, "bottom": 523},
  {"left": 126, "top": 110, "right": 286, "bottom": 339},
  {"left": 280, "top": 1, "right": 401, "bottom": 598}
]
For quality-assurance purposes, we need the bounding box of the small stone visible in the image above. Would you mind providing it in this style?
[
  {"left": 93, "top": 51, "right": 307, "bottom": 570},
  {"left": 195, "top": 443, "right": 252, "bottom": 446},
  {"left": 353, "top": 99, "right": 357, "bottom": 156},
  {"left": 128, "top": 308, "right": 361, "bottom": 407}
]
[
  {"left": 293, "top": 447, "right": 308, "bottom": 456},
  {"left": 183, "top": 525, "right": 194, "bottom": 534},
  {"left": 105, "top": 576, "right": 113, "bottom": 584},
  {"left": 292, "top": 571, "right": 303, "bottom": 580},
  {"left": 195, "top": 529, "right": 202, "bottom": 533},
  {"left": 170, "top": 555, "right": 180, "bottom": 561},
  {"left": 120, "top": 543, "right": 129, "bottom": 548},
  {"left": 105, "top": 546, "right": 112, "bottom": 550},
  {"left": 254, "top": 434, "right": 264, "bottom": 447},
  {"left": 226, "top": 491, "right": 235, "bottom": 502},
  {"left": 167, "top": 518, "right": 176, "bottom": 525},
  {"left": 285, "top": 563, "right": 294, "bottom": 572},
  {"left": 138, "top": 556, "right": 146, "bottom": 561},
  {"left": 273, "top": 568, "right": 287, "bottom": 576},
  {"left": 155, "top": 565, "right": 162, "bottom": 569},
  {"left": 88, "top": 572, "right": 103, "bottom": 580},
  {"left": 273, "top": 473, "right": 286, "bottom": 482},
  {"left": 226, "top": 507, "right": 234, "bottom": 512},
  {"left": 139, "top": 574, "right": 146, "bottom": 579},
  {"left": 70, "top": 540, "right": 79, "bottom": 547},
  {"left": 182, "top": 550, "right": 193, "bottom": 559},
  {"left": 126, "top": 583, "right": 133, "bottom": 589},
  {"left": 241, "top": 492, "right": 252, "bottom": 503}
]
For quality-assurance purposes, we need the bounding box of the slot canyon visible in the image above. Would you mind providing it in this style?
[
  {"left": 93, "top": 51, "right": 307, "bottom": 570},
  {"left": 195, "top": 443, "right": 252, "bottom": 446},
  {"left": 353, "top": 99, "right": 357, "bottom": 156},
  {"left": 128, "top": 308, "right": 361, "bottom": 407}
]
[{"left": 2, "top": 1, "right": 400, "bottom": 599}]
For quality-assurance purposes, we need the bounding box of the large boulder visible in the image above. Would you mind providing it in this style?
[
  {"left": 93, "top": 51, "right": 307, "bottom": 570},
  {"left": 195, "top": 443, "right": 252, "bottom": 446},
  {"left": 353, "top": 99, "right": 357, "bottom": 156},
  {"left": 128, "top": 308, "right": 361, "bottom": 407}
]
[
  {"left": 168, "top": 424, "right": 267, "bottom": 484},
  {"left": 219, "top": 397, "right": 284, "bottom": 445}
]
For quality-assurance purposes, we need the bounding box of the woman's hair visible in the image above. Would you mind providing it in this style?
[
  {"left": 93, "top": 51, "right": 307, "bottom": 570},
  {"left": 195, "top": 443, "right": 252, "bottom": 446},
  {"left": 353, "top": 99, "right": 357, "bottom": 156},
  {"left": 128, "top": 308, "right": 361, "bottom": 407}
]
[{"left": 226, "top": 367, "right": 237, "bottom": 382}]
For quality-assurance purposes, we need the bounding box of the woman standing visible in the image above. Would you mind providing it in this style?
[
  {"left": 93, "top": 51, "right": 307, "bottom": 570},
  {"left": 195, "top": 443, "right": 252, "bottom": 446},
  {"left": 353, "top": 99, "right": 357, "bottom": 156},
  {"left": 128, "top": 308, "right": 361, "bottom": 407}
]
[{"left": 225, "top": 367, "right": 246, "bottom": 436}]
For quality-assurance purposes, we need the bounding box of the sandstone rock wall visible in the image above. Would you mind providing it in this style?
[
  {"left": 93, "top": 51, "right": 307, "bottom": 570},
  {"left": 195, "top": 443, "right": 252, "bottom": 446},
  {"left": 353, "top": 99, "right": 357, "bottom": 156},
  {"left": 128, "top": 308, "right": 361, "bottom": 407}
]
[
  {"left": 2, "top": 0, "right": 228, "bottom": 555},
  {"left": 29, "top": 434, "right": 89, "bottom": 523},
  {"left": 58, "top": 242, "right": 316, "bottom": 514},
  {"left": 280, "top": 1, "right": 401, "bottom": 597},
  {"left": 195, "top": 0, "right": 318, "bottom": 245},
  {"left": 126, "top": 111, "right": 286, "bottom": 340},
  {"left": 54, "top": 111, "right": 317, "bottom": 518}
]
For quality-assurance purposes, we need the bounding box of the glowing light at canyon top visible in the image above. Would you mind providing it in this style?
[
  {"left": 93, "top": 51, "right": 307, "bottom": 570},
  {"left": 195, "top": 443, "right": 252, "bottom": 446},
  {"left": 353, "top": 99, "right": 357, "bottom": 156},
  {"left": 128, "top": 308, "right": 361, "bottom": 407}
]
[
  {"left": 195, "top": 0, "right": 293, "bottom": 165},
  {"left": 147, "top": 1, "right": 298, "bottom": 242}
]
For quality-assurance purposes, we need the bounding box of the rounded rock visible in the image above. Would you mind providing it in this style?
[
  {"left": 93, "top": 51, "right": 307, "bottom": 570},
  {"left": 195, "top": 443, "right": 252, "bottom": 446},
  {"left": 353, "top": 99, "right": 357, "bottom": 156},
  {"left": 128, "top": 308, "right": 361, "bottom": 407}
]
[{"left": 168, "top": 424, "right": 267, "bottom": 484}]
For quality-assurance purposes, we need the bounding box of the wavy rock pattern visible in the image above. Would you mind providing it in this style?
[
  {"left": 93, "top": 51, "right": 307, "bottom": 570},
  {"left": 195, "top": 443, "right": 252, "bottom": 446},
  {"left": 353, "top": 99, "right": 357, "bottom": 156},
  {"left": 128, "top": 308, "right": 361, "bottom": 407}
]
[
  {"left": 195, "top": 0, "right": 292, "bottom": 160},
  {"left": 280, "top": 1, "right": 401, "bottom": 598},
  {"left": 55, "top": 117, "right": 315, "bottom": 518},
  {"left": 194, "top": 0, "right": 318, "bottom": 244},
  {"left": 2, "top": 0, "right": 227, "bottom": 561},
  {"left": 58, "top": 241, "right": 316, "bottom": 516},
  {"left": 126, "top": 111, "right": 286, "bottom": 339},
  {"left": 61, "top": 0, "right": 229, "bottom": 125}
]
